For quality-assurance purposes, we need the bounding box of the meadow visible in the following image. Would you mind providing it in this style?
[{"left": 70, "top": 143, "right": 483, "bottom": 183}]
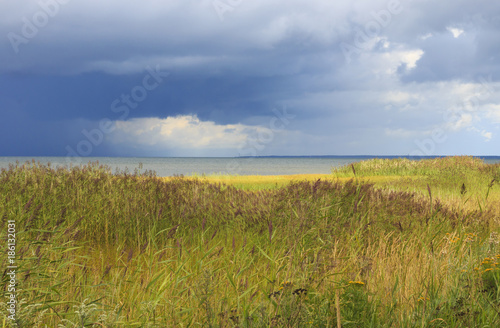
[{"left": 1, "top": 156, "right": 500, "bottom": 327}]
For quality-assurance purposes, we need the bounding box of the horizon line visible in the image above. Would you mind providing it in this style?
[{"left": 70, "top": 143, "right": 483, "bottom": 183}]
[{"left": 1, "top": 154, "right": 500, "bottom": 159}]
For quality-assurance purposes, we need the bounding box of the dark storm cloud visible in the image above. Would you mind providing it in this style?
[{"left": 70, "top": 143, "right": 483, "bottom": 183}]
[{"left": 0, "top": 0, "right": 499, "bottom": 156}]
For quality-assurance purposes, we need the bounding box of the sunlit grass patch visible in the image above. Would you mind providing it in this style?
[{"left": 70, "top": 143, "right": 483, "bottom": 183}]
[
  {"left": 332, "top": 156, "right": 493, "bottom": 177},
  {"left": 334, "top": 156, "right": 500, "bottom": 212},
  {"left": 163, "top": 173, "right": 335, "bottom": 190},
  {"left": 163, "top": 174, "right": 406, "bottom": 191}
]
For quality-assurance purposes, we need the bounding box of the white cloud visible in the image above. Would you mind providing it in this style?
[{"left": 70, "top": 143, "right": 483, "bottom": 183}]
[
  {"left": 446, "top": 27, "right": 464, "bottom": 38},
  {"left": 108, "top": 115, "right": 271, "bottom": 151},
  {"left": 400, "top": 49, "right": 424, "bottom": 69},
  {"left": 446, "top": 113, "right": 473, "bottom": 131},
  {"left": 481, "top": 130, "right": 492, "bottom": 141}
]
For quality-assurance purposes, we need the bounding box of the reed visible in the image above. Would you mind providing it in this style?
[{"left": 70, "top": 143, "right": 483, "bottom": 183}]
[{"left": 0, "top": 157, "right": 499, "bottom": 327}]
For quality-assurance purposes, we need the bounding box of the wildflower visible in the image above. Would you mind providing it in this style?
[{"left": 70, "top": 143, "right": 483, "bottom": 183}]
[
  {"left": 417, "top": 297, "right": 430, "bottom": 302},
  {"left": 348, "top": 281, "right": 365, "bottom": 285},
  {"left": 484, "top": 268, "right": 494, "bottom": 272},
  {"left": 481, "top": 258, "right": 492, "bottom": 265},
  {"left": 465, "top": 233, "right": 477, "bottom": 242}
]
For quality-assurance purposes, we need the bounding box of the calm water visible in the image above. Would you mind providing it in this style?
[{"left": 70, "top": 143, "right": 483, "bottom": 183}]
[{"left": 1, "top": 156, "right": 499, "bottom": 177}]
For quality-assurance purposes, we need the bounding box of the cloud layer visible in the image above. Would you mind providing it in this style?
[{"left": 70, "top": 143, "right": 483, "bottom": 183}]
[{"left": 1, "top": 0, "right": 499, "bottom": 157}]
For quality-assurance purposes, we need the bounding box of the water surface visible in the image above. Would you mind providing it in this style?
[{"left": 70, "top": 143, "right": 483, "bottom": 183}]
[{"left": 1, "top": 156, "right": 499, "bottom": 177}]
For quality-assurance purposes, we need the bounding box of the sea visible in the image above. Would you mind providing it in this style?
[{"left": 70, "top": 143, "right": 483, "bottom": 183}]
[{"left": 1, "top": 156, "right": 500, "bottom": 177}]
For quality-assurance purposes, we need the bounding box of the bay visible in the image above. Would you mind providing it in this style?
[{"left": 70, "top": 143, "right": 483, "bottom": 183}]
[{"left": 1, "top": 156, "right": 499, "bottom": 177}]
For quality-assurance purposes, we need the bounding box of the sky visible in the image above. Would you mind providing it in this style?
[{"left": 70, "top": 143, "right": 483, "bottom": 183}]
[{"left": 1, "top": 0, "right": 499, "bottom": 158}]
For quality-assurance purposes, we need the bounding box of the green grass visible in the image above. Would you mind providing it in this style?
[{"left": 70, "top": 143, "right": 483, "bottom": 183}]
[
  {"left": 332, "top": 156, "right": 492, "bottom": 177},
  {"left": 1, "top": 157, "right": 500, "bottom": 327},
  {"left": 333, "top": 156, "right": 500, "bottom": 211}
]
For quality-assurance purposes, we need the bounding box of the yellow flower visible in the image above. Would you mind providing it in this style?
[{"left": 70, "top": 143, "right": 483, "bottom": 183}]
[
  {"left": 348, "top": 281, "right": 365, "bottom": 285},
  {"left": 484, "top": 268, "right": 494, "bottom": 272}
]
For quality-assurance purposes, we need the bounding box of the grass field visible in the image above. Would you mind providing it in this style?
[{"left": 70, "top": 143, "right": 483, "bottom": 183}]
[{"left": 1, "top": 156, "right": 500, "bottom": 327}]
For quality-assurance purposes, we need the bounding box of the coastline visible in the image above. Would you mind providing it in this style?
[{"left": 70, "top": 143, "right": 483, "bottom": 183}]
[{"left": 2, "top": 155, "right": 500, "bottom": 177}]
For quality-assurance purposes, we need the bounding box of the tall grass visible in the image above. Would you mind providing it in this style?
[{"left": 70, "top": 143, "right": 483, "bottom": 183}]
[
  {"left": 333, "top": 156, "right": 500, "bottom": 212},
  {"left": 0, "top": 157, "right": 499, "bottom": 327},
  {"left": 332, "top": 156, "right": 494, "bottom": 177}
]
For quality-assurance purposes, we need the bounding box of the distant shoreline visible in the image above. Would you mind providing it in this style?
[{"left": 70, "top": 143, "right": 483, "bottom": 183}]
[
  {"left": 1, "top": 155, "right": 500, "bottom": 159},
  {"left": 2, "top": 155, "right": 500, "bottom": 177}
]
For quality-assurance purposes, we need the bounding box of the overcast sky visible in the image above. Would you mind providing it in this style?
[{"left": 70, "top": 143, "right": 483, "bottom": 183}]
[{"left": 1, "top": 0, "right": 499, "bottom": 158}]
